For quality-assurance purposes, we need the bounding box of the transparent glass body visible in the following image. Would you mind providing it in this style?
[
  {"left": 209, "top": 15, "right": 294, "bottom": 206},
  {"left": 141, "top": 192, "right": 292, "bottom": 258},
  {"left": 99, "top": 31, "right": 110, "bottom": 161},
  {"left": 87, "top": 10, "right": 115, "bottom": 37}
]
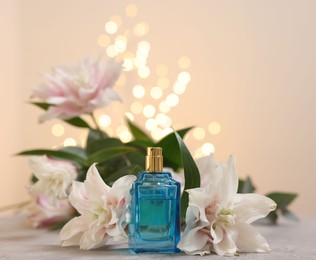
[{"left": 128, "top": 171, "right": 181, "bottom": 253}]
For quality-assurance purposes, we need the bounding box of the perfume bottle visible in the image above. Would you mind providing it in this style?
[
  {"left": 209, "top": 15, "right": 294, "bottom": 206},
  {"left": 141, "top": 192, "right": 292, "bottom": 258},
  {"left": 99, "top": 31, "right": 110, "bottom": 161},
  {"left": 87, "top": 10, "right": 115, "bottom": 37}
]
[{"left": 128, "top": 147, "right": 181, "bottom": 253}]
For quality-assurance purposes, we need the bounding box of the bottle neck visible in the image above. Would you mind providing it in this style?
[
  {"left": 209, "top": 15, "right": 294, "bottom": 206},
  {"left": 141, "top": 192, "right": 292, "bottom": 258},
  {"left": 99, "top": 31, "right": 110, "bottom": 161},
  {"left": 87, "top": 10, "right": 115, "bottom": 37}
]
[
  {"left": 145, "top": 155, "right": 163, "bottom": 172},
  {"left": 145, "top": 147, "right": 163, "bottom": 172}
]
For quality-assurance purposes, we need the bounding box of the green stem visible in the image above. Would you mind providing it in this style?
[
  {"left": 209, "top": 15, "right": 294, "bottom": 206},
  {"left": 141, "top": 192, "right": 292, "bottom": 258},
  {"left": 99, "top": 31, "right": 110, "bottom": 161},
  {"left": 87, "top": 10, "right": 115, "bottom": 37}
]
[
  {"left": 123, "top": 154, "right": 131, "bottom": 166},
  {"left": 90, "top": 112, "right": 101, "bottom": 132}
]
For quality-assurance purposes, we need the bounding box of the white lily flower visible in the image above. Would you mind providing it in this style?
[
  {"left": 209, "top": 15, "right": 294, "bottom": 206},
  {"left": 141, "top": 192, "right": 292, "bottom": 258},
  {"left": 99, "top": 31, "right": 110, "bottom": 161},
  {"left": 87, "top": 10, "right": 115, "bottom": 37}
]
[
  {"left": 59, "top": 164, "right": 136, "bottom": 250},
  {"left": 168, "top": 155, "right": 220, "bottom": 194},
  {"left": 28, "top": 195, "right": 75, "bottom": 228},
  {"left": 28, "top": 156, "right": 77, "bottom": 202},
  {"left": 177, "top": 155, "right": 277, "bottom": 256}
]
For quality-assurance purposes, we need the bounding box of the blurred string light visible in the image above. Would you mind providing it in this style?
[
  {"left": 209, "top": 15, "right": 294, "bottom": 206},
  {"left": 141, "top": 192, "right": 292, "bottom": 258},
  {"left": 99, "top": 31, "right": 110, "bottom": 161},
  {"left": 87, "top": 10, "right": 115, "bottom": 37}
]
[
  {"left": 125, "top": 4, "right": 138, "bottom": 17},
  {"left": 157, "top": 77, "right": 169, "bottom": 89},
  {"left": 133, "top": 23, "right": 149, "bottom": 37},
  {"left": 178, "top": 56, "right": 191, "bottom": 69},
  {"left": 151, "top": 127, "right": 162, "bottom": 140},
  {"left": 51, "top": 124, "right": 64, "bottom": 137},
  {"left": 145, "top": 118, "right": 157, "bottom": 131},
  {"left": 105, "top": 21, "right": 118, "bottom": 34},
  {"left": 99, "top": 114, "right": 111, "bottom": 128},
  {"left": 159, "top": 101, "right": 170, "bottom": 113},
  {"left": 64, "top": 138, "right": 77, "bottom": 147},
  {"left": 143, "top": 104, "right": 156, "bottom": 118},
  {"left": 132, "top": 85, "right": 145, "bottom": 99},
  {"left": 150, "top": 86, "right": 163, "bottom": 99},
  {"left": 93, "top": 3, "right": 221, "bottom": 152},
  {"left": 194, "top": 143, "right": 215, "bottom": 158},
  {"left": 137, "top": 66, "right": 150, "bottom": 78},
  {"left": 201, "top": 143, "right": 215, "bottom": 155},
  {"left": 119, "top": 130, "right": 132, "bottom": 143},
  {"left": 106, "top": 45, "right": 118, "bottom": 57},
  {"left": 111, "top": 15, "right": 122, "bottom": 26},
  {"left": 192, "top": 127, "right": 206, "bottom": 140},
  {"left": 130, "top": 101, "right": 143, "bottom": 114},
  {"left": 114, "top": 35, "right": 127, "bottom": 53},
  {"left": 165, "top": 93, "right": 179, "bottom": 107},
  {"left": 208, "top": 122, "right": 221, "bottom": 135}
]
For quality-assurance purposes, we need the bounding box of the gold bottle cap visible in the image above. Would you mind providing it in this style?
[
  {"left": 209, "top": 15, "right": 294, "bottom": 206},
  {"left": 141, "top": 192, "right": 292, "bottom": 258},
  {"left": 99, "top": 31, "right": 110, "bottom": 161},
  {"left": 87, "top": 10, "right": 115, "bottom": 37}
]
[{"left": 145, "top": 147, "right": 163, "bottom": 172}]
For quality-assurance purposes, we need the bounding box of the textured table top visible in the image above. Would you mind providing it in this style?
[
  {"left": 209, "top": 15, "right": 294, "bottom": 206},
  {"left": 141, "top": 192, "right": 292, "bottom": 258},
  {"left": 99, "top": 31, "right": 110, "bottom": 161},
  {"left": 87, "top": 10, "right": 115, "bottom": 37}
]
[{"left": 0, "top": 214, "right": 315, "bottom": 260}]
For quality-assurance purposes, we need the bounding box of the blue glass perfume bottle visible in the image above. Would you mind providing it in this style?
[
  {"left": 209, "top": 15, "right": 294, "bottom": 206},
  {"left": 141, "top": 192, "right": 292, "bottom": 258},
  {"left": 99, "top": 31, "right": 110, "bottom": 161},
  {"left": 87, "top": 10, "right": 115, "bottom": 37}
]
[{"left": 128, "top": 147, "right": 181, "bottom": 253}]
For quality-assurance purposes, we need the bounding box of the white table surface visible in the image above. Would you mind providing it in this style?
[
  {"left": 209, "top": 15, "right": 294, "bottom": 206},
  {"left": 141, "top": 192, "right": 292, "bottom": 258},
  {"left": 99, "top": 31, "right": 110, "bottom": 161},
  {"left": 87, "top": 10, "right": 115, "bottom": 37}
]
[{"left": 0, "top": 214, "right": 315, "bottom": 260}]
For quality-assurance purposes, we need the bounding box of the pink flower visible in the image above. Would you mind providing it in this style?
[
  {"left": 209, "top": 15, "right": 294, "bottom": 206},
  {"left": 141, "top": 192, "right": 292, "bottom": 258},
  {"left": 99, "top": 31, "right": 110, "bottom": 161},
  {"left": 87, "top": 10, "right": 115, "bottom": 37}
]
[
  {"left": 32, "top": 57, "right": 122, "bottom": 121},
  {"left": 59, "top": 164, "right": 136, "bottom": 250},
  {"left": 28, "top": 195, "right": 75, "bottom": 228}
]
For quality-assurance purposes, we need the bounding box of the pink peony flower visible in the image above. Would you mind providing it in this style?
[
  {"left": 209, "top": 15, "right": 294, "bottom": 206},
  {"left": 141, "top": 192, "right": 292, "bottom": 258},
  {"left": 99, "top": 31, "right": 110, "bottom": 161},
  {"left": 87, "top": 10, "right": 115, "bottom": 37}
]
[
  {"left": 28, "top": 194, "right": 75, "bottom": 228},
  {"left": 32, "top": 57, "right": 122, "bottom": 122}
]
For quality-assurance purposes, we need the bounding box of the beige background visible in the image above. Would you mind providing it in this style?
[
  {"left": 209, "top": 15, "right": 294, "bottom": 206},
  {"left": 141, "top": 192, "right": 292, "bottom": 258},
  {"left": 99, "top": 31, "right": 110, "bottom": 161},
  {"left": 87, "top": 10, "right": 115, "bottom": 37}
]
[{"left": 1, "top": 0, "right": 316, "bottom": 216}]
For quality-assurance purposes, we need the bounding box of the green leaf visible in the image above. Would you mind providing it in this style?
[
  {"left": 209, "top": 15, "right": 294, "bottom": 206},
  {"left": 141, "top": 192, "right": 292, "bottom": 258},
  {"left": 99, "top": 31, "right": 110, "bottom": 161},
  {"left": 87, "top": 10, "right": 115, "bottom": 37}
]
[
  {"left": 48, "top": 216, "right": 77, "bottom": 230},
  {"left": 281, "top": 208, "right": 299, "bottom": 222},
  {"left": 127, "top": 119, "right": 153, "bottom": 142},
  {"left": 173, "top": 130, "right": 200, "bottom": 220},
  {"left": 264, "top": 192, "right": 298, "bottom": 224},
  {"left": 86, "top": 138, "right": 122, "bottom": 155},
  {"left": 17, "top": 149, "right": 86, "bottom": 165},
  {"left": 31, "top": 174, "right": 38, "bottom": 184},
  {"left": 31, "top": 102, "right": 91, "bottom": 128},
  {"left": 238, "top": 176, "right": 256, "bottom": 193},
  {"left": 103, "top": 165, "right": 142, "bottom": 185},
  {"left": 64, "top": 117, "right": 91, "bottom": 128},
  {"left": 86, "top": 129, "right": 109, "bottom": 148},
  {"left": 127, "top": 139, "right": 155, "bottom": 151},
  {"left": 124, "top": 151, "right": 145, "bottom": 169},
  {"left": 86, "top": 146, "right": 138, "bottom": 166},
  {"left": 30, "top": 101, "right": 50, "bottom": 110},
  {"left": 266, "top": 192, "right": 298, "bottom": 209},
  {"left": 59, "top": 146, "right": 87, "bottom": 159},
  {"left": 76, "top": 167, "right": 89, "bottom": 182},
  {"left": 156, "top": 127, "right": 194, "bottom": 171},
  {"left": 265, "top": 211, "right": 278, "bottom": 224}
]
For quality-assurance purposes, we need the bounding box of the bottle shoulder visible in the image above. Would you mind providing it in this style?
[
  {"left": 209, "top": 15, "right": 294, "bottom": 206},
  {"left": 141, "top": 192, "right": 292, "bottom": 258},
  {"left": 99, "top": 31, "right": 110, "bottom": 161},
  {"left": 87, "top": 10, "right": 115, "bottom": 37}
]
[{"left": 135, "top": 171, "right": 180, "bottom": 185}]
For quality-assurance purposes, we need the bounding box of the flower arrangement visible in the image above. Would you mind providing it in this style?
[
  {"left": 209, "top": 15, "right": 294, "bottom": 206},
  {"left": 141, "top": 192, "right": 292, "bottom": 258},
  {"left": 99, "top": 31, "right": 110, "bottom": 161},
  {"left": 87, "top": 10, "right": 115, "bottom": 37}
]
[{"left": 17, "top": 56, "right": 298, "bottom": 256}]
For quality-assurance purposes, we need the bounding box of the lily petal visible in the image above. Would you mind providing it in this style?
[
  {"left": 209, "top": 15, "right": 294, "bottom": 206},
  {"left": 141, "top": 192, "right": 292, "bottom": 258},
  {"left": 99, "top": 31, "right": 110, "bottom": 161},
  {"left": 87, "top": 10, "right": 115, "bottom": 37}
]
[
  {"left": 213, "top": 228, "right": 237, "bottom": 256},
  {"left": 177, "top": 225, "right": 209, "bottom": 254},
  {"left": 68, "top": 181, "right": 88, "bottom": 215},
  {"left": 106, "top": 224, "right": 123, "bottom": 237},
  {"left": 185, "top": 205, "right": 200, "bottom": 228},
  {"left": 111, "top": 175, "right": 136, "bottom": 203},
  {"left": 235, "top": 222, "right": 271, "bottom": 253},
  {"left": 196, "top": 155, "right": 222, "bottom": 188},
  {"left": 234, "top": 193, "right": 277, "bottom": 224},
  {"left": 60, "top": 216, "right": 88, "bottom": 246},
  {"left": 186, "top": 189, "right": 212, "bottom": 223},
  {"left": 85, "top": 164, "right": 111, "bottom": 201},
  {"left": 80, "top": 226, "right": 107, "bottom": 250},
  {"left": 217, "top": 155, "right": 238, "bottom": 205},
  {"left": 210, "top": 222, "right": 224, "bottom": 244}
]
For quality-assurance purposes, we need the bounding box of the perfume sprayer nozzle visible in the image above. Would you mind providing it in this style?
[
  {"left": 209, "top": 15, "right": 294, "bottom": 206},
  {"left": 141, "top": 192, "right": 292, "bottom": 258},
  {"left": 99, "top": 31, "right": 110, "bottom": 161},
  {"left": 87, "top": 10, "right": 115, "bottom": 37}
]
[{"left": 145, "top": 147, "right": 163, "bottom": 172}]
